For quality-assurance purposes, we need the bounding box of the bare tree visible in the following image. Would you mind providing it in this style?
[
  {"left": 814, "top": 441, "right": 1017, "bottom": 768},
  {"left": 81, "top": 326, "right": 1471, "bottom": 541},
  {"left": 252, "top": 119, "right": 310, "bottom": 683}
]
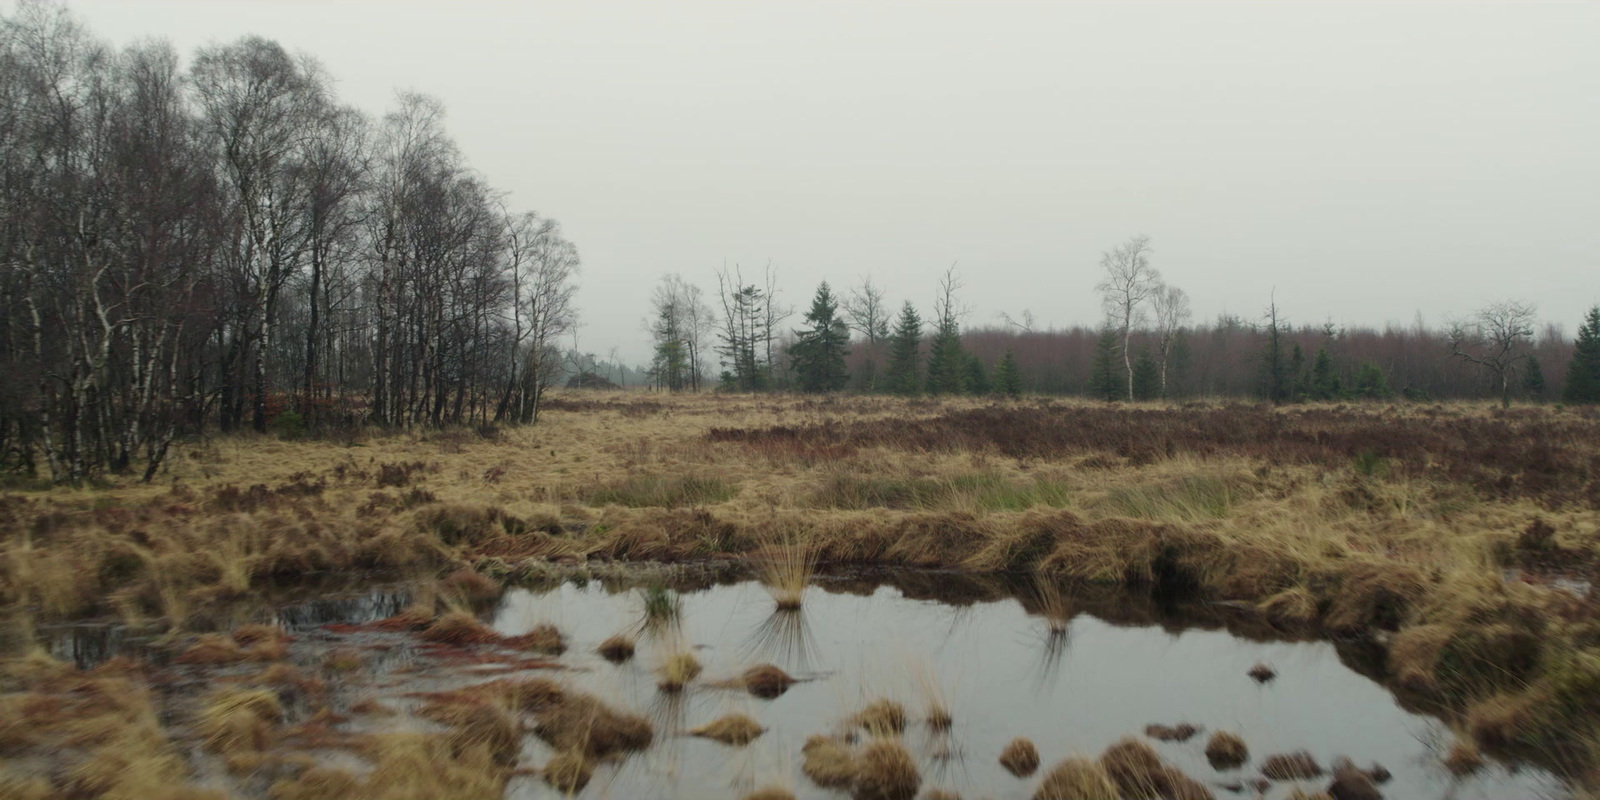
[
  {"left": 998, "top": 309, "right": 1036, "bottom": 333},
  {"left": 1095, "top": 235, "right": 1160, "bottom": 400},
  {"left": 842, "top": 276, "right": 891, "bottom": 344},
  {"left": 1448, "top": 301, "right": 1537, "bottom": 408},
  {"left": 1151, "top": 284, "right": 1191, "bottom": 396}
]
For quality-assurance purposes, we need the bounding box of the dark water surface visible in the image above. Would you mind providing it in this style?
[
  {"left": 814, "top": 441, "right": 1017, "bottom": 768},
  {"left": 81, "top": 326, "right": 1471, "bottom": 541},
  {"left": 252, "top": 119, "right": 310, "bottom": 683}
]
[
  {"left": 489, "top": 575, "right": 1563, "bottom": 800},
  {"left": 30, "top": 570, "right": 1567, "bottom": 800}
]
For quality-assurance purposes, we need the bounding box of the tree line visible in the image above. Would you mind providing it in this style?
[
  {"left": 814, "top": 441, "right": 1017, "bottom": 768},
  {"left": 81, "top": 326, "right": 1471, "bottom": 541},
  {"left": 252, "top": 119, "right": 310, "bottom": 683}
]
[
  {"left": 645, "top": 237, "right": 1599, "bottom": 408},
  {"left": 1, "top": 2, "right": 579, "bottom": 482}
]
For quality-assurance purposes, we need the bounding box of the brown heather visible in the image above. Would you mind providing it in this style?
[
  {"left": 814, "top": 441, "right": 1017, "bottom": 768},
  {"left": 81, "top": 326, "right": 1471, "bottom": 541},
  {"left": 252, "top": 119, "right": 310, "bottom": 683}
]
[{"left": 4, "top": 393, "right": 1600, "bottom": 790}]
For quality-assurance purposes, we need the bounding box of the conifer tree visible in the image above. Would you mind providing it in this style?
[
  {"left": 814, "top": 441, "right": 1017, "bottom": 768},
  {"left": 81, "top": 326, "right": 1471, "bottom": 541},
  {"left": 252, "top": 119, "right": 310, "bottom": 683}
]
[
  {"left": 1564, "top": 306, "right": 1600, "bottom": 404},
  {"left": 1522, "top": 354, "right": 1545, "bottom": 400},
  {"left": 1289, "top": 343, "right": 1307, "bottom": 402},
  {"left": 1131, "top": 347, "right": 1161, "bottom": 401},
  {"left": 789, "top": 283, "right": 851, "bottom": 393},
  {"left": 1088, "top": 330, "right": 1121, "bottom": 401},
  {"left": 925, "top": 270, "right": 968, "bottom": 395},
  {"left": 884, "top": 302, "right": 924, "bottom": 395},
  {"left": 964, "top": 353, "right": 990, "bottom": 395},
  {"left": 996, "top": 349, "right": 1023, "bottom": 398},
  {"left": 1310, "top": 344, "right": 1342, "bottom": 401},
  {"left": 1353, "top": 361, "right": 1388, "bottom": 399}
]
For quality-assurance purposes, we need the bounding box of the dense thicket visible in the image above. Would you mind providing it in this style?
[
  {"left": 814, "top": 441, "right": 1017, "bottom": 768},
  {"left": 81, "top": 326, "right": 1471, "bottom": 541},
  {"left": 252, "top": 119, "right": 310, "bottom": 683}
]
[{"left": 0, "top": 3, "right": 578, "bottom": 482}]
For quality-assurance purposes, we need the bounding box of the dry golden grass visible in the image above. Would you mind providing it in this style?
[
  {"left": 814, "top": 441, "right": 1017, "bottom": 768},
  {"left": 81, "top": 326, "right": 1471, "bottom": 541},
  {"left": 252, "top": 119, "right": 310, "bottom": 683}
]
[
  {"left": 1204, "top": 730, "right": 1249, "bottom": 769},
  {"left": 802, "top": 734, "right": 858, "bottom": 788},
  {"left": 688, "top": 713, "right": 765, "bottom": 745},
  {"left": 657, "top": 650, "right": 703, "bottom": 693},
  {"left": 999, "top": 736, "right": 1041, "bottom": 777},
  {"left": 1034, "top": 757, "right": 1118, "bottom": 800},
  {"left": 5, "top": 393, "right": 1600, "bottom": 787},
  {"left": 197, "top": 687, "right": 282, "bottom": 755},
  {"left": 852, "top": 738, "right": 920, "bottom": 800},
  {"left": 853, "top": 698, "right": 909, "bottom": 738}
]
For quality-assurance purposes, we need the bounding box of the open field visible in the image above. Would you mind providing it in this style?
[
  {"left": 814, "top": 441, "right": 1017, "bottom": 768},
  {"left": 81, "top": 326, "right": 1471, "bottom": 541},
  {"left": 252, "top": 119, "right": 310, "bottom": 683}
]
[{"left": 3, "top": 392, "right": 1600, "bottom": 798}]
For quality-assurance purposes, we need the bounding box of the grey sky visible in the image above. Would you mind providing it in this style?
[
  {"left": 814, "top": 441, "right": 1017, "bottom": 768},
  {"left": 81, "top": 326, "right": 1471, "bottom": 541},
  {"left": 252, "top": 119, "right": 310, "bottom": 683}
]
[{"left": 70, "top": 0, "right": 1600, "bottom": 363}]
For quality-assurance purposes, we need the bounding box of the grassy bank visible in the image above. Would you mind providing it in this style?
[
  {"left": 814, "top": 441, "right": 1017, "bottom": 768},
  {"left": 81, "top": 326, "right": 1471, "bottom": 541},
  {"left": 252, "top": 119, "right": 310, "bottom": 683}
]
[{"left": 2, "top": 393, "right": 1599, "bottom": 795}]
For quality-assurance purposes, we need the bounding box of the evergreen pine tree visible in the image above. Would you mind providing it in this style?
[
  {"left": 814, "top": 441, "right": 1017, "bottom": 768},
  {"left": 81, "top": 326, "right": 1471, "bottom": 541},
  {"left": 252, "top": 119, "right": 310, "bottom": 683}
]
[
  {"left": 789, "top": 282, "right": 851, "bottom": 393},
  {"left": 885, "top": 302, "right": 923, "bottom": 395},
  {"left": 1165, "top": 331, "right": 1191, "bottom": 398},
  {"left": 1088, "top": 330, "right": 1121, "bottom": 401},
  {"left": 1522, "top": 354, "right": 1546, "bottom": 400},
  {"left": 1564, "top": 305, "right": 1600, "bottom": 404},
  {"left": 964, "top": 353, "right": 990, "bottom": 395},
  {"left": 1352, "top": 361, "right": 1388, "bottom": 399},
  {"left": 1311, "top": 344, "right": 1342, "bottom": 401},
  {"left": 1131, "top": 347, "right": 1161, "bottom": 401},
  {"left": 925, "top": 322, "right": 967, "bottom": 395},
  {"left": 996, "top": 349, "right": 1023, "bottom": 398},
  {"left": 1289, "top": 343, "right": 1307, "bottom": 402}
]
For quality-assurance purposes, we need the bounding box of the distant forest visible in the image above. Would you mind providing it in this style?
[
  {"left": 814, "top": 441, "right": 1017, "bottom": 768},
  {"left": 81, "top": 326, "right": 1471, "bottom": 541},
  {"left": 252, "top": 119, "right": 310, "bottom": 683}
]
[{"left": 2, "top": 3, "right": 1597, "bottom": 487}]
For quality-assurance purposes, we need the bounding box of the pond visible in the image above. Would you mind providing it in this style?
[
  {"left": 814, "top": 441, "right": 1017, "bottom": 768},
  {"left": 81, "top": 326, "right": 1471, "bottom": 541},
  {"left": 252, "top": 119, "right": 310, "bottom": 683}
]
[{"left": 36, "top": 568, "right": 1570, "bottom": 799}]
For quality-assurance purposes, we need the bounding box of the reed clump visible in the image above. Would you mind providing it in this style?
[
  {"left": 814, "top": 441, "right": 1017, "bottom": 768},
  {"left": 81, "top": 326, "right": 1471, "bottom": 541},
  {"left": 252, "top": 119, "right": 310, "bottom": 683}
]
[
  {"left": 999, "top": 737, "right": 1040, "bottom": 777},
  {"left": 1204, "top": 730, "right": 1249, "bottom": 769},
  {"left": 853, "top": 698, "right": 908, "bottom": 737},
  {"left": 597, "top": 633, "right": 636, "bottom": 662},
  {"left": 803, "top": 735, "right": 858, "bottom": 788},
  {"left": 751, "top": 527, "right": 816, "bottom": 610},
  {"left": 657, "top": 651, "right": 703, "bottom": 693},
  {"left": 688, "top": 713, "right": 765, "bottom": 745},
  {"left": 852, "top": 738, "right": 920, "bottom": 800},
  {"left": 740, "top": 663, "right": 798, "bottom": 698},
  {"left": 1260, "top": 751, "right": 1323, "bottom": 781},
  {"left": 1034, "top": 757, "right": 1118, "bottom": 800}
]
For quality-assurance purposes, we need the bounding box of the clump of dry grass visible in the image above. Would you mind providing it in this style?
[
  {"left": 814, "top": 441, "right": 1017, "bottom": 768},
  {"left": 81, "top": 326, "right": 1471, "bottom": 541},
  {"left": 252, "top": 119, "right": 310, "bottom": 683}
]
[
  {"left": 597, "top": 633, "right": 636, "bottom": 662},
  {"left": 1327, "top": 760, "right": 1383, "bottom": 800},
  {"left": 175, "top": 627, "right": 287, "bottom": 664},
  {"left": 853, "top": 699, "right": 908, "bottom": 737},
  {"left": 1204, "top": 730, "right": 1249, "bottom": 769},
  {"left": 441, "top": 568, "right": 501, "bottom": 604},
  {"left": 852, "top": 738, "right": 920, "bottom": 800},
  {"left": 751, "top": 527, "right": 816, "bottom": 610},
  {"left": 529, "top": 689, "right": 653, "bottom": 758},
  {"left": 267, "top": 766, "right": 363, "bottom": 800},
  {"left": 1247, "top": 662, "right": 1277, "bottom": 683},
  {"left": 542, "top": 749, "right": 594, "bottom": 794},
  {"left": 1098, "top": 738, "right": 1167, "bottom": 798},
  {"left": 197, "top": 687, "right": 282, "bottom": 755},
  {"left": 504, "top": 622, "right": 566, "bottom": 654},
  {"left": 999, "top": 737, "right": 1040, "bottom": 777},
  {"left": 1033, "top": 757, "right": 1118, "bottom": 800},
  {"left": 740, "top": 663, "right": 798, "bottom": 698},
  {"left": 688, "top": 713, "right": 765, "bottom": 745},
  {"left": 1145, "top": 723, "right": 1199, "bottom": 742},
  {"left": 419, "top": 611, "right": 499, "bottom": 644},
  {"left": 1444, "top": 740, "right": 1485, "bottom": 775},
  {"left": 803, "top": 734, "right": 858, "bottom": 788},
  {"left": 657, "top": 651, "right": 703, "bottom": 693},
  {"left": 1260, "top": 751, "right": 1323, "bottom": 780}
]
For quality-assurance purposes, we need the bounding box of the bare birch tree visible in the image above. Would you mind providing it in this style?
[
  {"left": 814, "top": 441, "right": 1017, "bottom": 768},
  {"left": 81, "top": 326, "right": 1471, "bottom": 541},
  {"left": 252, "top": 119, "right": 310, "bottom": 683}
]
[
  {"left": 1448, "top": 301, "right": 1537, "bottom": 408},
  {"left": 1095, "top": 235, "right": 1160, "bottom": 401}
]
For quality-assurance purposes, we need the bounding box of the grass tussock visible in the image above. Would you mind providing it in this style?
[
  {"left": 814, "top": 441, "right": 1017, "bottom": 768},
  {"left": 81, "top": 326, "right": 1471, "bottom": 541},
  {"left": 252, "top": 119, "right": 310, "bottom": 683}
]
[
  {"left": 657, "top": 651, "right": 703, "bottom": 693},
  {"left": 419, "top": 611, "right": 499, "bottom": 645},
  {"left": 803, "top": 734, "right": 858, "bottom": 788},
  {"left": 740, "top": 663, "right": 798, "bottom": 698},
  {"left": 542, "top": 749, "right": 593, "bottom": 794},
  {"left": 597, "top": 633, "right": 636, "bottom": 662},
  {"left": 503, "top": 623, "right": 566, "bottom": 654},
  {"left": 751, "top": 527, "right": 816, "bottom": 610},
  {"left": 1204, "top": 730, "right": 1249, "bottom": 769},
  {"left": 1144, "top": 723, "right": 1199, "bottom": 742},
  {"left": 197, "top": 687, "right": 282, "bottom": 755},
  {"left": 999, "top": 737, "right": 1040, "bottom": 777},
  {"left": 1260, "top": 751, "right": 1323, "bottom": 781},
  {"left": 688, "top": 713, "right": 765, "bottom": 745},
  {"left": 585, "top": 473, "right": 738, "bottom": 507},
  {"left": 1444, "top": 740, "right": 1485, "bottom": 775},
  {"left": 852, "top": 738, "right": 920, "bottom": 800},
  {"left": 814, "top": 471, "right": 1070, "bottom": 512},
  {"left": 1033, "top": 757, "right": 1118, "bottom": 800},
  {"left": 853, "top": 698, "right": 908, "bottom": 737}
]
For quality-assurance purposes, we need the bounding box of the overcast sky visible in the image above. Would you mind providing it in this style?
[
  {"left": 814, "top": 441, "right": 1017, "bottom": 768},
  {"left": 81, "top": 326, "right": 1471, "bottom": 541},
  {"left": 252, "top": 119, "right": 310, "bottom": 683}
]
[{"left": 70, "top": 1, "right": 1599, "bottom": 363}]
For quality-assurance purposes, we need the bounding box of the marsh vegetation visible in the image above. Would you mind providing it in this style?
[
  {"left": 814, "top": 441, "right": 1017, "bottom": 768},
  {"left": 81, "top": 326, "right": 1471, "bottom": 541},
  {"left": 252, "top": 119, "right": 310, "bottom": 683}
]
[{"left": 1, "top": 393, "right": 1598, "bottom": 799}]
